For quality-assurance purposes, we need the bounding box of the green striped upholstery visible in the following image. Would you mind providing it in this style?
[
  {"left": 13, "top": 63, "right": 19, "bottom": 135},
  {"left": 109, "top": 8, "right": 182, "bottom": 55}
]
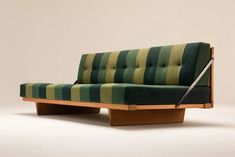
[
  {"left": 20, "top": 42, "right": 211, "bottom": 105},
  {"left": 77, "top": 42, "right": 210, "bottom": 86},
  {"left": 20, "top": 83, "right": 210, "bottom": 104}
]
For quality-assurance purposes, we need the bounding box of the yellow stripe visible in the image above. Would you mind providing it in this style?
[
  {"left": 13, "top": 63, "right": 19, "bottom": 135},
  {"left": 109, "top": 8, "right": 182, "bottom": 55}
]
[
  {"left": 133, "top": 48, "right": 149, "bottom": 84},
  {"left": 82, "top": 53, "right": 95, "bottom": 83},
  {"left": 46, "top": 84, "right": 58, "bottom": 99},
  {"left": 105, "top": 51, "right": 119, "bottom": 83},
  {"left": 25, "top": 83, "right": 34, "bottom": 98},
  {"left": 166, "top": 44, "right": 186, "bottom": 84},
  {"left": 100, "top": 83, "right": 115, "bottom": 103},
  {"left": 71, "top": 84, "right": 81, "bottom": 101}
]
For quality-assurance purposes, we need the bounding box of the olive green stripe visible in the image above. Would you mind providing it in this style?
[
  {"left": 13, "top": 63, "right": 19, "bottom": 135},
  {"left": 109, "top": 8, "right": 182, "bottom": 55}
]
[
  {"left": 100, "top": 84, "right": 115, "bottom": 103},
  {"left": 90, "top": 53, "right": 103, "bottom": 83},
  {"left": 80, "top": 84, "right": 91, "bottom": 101},
  {"left": 133, "top": 48, "right": 149, "bottom": 84},
  {"left": 98, "top": 53, "right": 110, "bottom": 83},
  {"left": 123, "top": 49, "right": 138, "bottom": 83},
  {"left": 32, "top": 83, "right": 44, "bottom": 98},
  {"left": 111, "top": 84, "right": 136, "bottom": 104},
  {"left": 82, "top": 53, "right": 95, "bottom": 83},
  {"left": 154, "top": 46, "right": 172, "bottom": 84},
  {"left": 143, "top": 47, "right": 161, "bottom": 84},
  {"left": 71, "top": 84, "right": 81, "bottom": 101},
  {"left": 46, "top": 84, "right": 58, "bottom": 99},
  {"left": 54, "top": 84, "right": 67, "bottom": 100},
  {"left": 25, "top": 83, "right": 34, "bottom": 98},
  {"left": 112, "top": 85, "right": 125, "bottom": 104},
  {"left": 166, "top": 44, "right": 186, "bottom": 85},
  {"left": 105, "top": 51, "right": 119, "bottom": 83},
  {"left": 114, "top": 50, "right": 129, "bottom": 83},
  {"left": 77, "top": 54, "right": 88, "bottom": 83}
]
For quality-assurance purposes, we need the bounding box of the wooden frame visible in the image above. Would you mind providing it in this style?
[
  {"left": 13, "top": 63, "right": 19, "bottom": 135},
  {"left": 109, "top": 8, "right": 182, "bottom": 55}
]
[
  {"left": 210, "top": 47, "right": 214, "bottom": 108},
  {"left": 22, "top": 47, "right": 214, "bottom": 126},
  {"left": 23, "top": 97, "right": 212, "bottom": 111}
]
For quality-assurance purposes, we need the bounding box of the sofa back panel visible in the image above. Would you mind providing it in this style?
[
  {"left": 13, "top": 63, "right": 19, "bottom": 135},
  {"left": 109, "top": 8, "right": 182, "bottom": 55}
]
[{"left": 77, "top": 42, "right": 210, "bottom": 86}]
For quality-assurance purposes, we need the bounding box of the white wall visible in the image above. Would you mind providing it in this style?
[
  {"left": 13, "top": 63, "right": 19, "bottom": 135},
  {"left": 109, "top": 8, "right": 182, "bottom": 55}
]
[{"left": 0, "top": 0, "right": 234, "bottom": 106}]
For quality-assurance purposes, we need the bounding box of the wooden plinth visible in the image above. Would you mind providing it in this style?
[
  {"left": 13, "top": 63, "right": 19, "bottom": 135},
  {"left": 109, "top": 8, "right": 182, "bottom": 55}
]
[
  {"left": 36, "top": 103, "right": 100, "bottom": 115},
  {"left": 108, "top": 109, "right": 185, "bottom": 126}
]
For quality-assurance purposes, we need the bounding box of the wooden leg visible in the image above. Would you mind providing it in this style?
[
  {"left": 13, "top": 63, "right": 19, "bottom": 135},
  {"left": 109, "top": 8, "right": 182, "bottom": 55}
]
[
  {"left": 36, "top": 103, "right": 100, "bottom": 115},
  {"left": 108, "top": 109, "right": 185, "bottom": 126}
]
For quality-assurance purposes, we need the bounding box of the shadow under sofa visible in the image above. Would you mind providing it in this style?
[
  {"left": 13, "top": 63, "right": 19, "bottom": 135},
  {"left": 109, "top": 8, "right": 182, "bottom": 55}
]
[{"left": 20, "top": 42, "right": 214, "bottom": 126}]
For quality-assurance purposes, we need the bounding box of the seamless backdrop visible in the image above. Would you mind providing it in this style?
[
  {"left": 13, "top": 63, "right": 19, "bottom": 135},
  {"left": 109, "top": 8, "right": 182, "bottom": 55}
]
[{"left": 0, "top": 0, "right": 234, "bottom": 106}]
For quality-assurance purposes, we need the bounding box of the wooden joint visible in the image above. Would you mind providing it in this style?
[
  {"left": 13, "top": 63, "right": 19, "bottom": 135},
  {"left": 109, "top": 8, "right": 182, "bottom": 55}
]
[
  {"left": 204, "top": 103, "right": 213, "bottom": 108},
  {"left": 128, "top": 105, "right": 137, "bottom": 111}
]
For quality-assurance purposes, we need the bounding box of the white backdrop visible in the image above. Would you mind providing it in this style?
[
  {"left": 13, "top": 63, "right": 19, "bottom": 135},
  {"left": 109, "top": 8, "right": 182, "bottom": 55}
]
[{"left": 0, "top": 0, "right": 234, "bottom": 106}]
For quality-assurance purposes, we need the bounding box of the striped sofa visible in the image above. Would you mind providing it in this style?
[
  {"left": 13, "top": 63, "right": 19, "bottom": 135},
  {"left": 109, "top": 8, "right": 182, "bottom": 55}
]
[{"left": 20, "top": 42, "right": 214, "bottom": 126}]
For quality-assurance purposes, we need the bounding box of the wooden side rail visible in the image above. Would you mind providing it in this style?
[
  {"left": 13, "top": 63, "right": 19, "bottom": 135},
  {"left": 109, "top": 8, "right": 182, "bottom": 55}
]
[
  {"left": 23, "top": 98, "right": 212, "bottom": 111},
  {"left": 210, "top": 47, "right": 214, "bottom": 108}
]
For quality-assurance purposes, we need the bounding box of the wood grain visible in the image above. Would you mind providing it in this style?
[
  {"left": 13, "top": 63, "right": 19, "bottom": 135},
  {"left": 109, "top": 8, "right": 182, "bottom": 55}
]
[
  {"left": 36, "top": 102, "right": 100, "bottom": 115},
  {"left": 23, "top": 98, "right": 211, "bottom": 111},
  {"left": 108, "top": 109, "right": 185, "bottom": 126}
]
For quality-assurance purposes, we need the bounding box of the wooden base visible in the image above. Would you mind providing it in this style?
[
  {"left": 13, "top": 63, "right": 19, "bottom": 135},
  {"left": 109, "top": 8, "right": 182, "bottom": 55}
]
[
  {"left": 108, "top": 109, "right": 185, "bottom": 126},
  {"left": 35, "top": 102, "right": 185, "bottom": 126},
  {"left": 36, "top": 103, "right": 100, "bottom": 115}
]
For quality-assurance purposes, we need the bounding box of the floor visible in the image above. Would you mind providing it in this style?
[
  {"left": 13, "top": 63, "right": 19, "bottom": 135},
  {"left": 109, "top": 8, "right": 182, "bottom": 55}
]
[{"left": 0, "top": 103, "right": 235, "bottom": 157}]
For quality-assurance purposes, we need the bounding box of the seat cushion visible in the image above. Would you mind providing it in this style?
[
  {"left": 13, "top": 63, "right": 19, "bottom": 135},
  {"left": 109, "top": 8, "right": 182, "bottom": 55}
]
[{"left": 20, "top": 83, "right": 210, "bottom": 105}]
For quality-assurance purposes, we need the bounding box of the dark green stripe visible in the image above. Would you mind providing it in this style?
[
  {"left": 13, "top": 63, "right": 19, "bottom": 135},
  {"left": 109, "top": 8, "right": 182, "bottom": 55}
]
[
  {"left": 80, "top": 85, "right": 90, "bottom": 101},
  {"left": 114, "top": 50, "right": 129, "bottom": 83},
  {"left": 98, "top": 53, "right": 110, "bottom": 83},
  {"left": 123, "top": 49, "right": 138, "bottom": 83},
  {"left": 125, "top": 85, "right": 210, "bottom": 104},
  {"left": 91, "top": 53, "right": 103, "bottom": 83},
  {"left": 39, "top": 83, "right": 51, "bottom": 98},
  {"left": 89, "top": 84, "right": 101, "bottom": 102},
  {"left": 155, "top": 46, "right": 172, "bottom": 84},
  {"left": 20, "top": 84, "right": 26, "bottom": 97},
  {"left": 194, "top": 43, "right": 210, "bottom": 86},
  {"left": 32, "top": 83, "right": 44, "bottom": 98},
  {"left": 144, "top": 47, "right": 161, "bottom": 84},
  {"left": 112, "top": 84, "right": 126, "bottom": 104},
  {"left": 77, "top": 54, "right": 88, "bottom": 83},
  {"left": 55, "top": 84, "right": 67, "bottom": 100},
  {"left": 179, "top": 43, "right": 200, "bottom": 85},
  {"left": 62, "top": 84, "right": 73, "bottom": 100}
]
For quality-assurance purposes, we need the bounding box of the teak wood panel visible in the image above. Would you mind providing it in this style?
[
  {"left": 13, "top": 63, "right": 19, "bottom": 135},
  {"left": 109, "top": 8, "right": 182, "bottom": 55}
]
[
  {"left": 108, "top": 109, "right": 185, "bottom": 126},
  {"left": 36, "top": 102, "right": 100, "bottom": 115}
]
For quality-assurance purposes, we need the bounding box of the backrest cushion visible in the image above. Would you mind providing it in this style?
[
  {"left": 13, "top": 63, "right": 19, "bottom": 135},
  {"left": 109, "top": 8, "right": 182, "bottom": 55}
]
[{"left": 77, "top": 42, "right": 211, "bottom": 86}]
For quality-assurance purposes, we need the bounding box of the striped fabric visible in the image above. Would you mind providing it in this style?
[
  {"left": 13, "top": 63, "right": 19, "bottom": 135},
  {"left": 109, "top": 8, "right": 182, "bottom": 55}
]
[
  {"left": 20, "top": 83, "right": 210, "bottom": 104},
  {"left": 20, "top": 83, "right": 135, "bottom": 104},
  {"left": 77, "top": 42, "right": 210, "bottom": 86},
  {"left": 20, "top": 42, "right": 211, "bottom": 105}
]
